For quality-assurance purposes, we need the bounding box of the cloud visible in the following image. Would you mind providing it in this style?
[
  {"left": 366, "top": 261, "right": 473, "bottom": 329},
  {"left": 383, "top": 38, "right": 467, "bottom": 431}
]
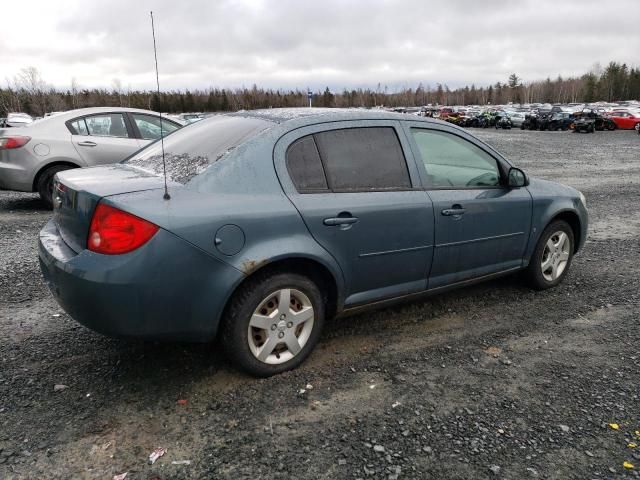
[{"left": 1, "top": 0, "right": 638, "bottom": 91}]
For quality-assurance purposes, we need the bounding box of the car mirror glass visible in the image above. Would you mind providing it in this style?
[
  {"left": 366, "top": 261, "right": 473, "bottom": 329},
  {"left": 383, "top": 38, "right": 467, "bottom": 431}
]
[{"left": 508, "top": 167, "right": 527, "bottom": 188}]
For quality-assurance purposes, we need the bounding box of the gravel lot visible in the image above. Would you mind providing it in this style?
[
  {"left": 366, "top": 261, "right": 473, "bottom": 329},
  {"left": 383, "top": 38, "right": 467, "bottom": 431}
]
[{"left": 1, "top": 129, "right": 639, "bottom": 480}]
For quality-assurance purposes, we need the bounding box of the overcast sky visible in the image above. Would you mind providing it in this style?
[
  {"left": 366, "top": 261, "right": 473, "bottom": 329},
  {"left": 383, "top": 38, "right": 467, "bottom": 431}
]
[{"left": 2, "top": 0, "right": 639, "bottom": 92}]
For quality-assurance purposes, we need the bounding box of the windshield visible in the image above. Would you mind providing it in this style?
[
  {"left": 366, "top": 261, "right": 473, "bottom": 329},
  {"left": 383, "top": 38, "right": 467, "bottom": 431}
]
[{"left": 124, "top": 115, "right": 272, "bottom": 184}]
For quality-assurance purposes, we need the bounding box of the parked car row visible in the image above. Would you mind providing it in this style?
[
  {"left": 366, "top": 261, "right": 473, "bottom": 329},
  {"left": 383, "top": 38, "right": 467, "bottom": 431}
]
[{"left": 440, "top": 108, "right": 640, "bottom": 133}]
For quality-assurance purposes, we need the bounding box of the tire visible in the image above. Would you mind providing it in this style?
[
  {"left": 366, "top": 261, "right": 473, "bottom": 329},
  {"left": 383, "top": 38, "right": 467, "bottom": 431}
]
[
  {"left": 219, "top": 272, "right": 325, "bottom": 377},
  {"left": 36, "top": 165, "right": 74, "bottom": 209},
  {"left": 524, "top": 220, "right": 574, "bottom": 290}
]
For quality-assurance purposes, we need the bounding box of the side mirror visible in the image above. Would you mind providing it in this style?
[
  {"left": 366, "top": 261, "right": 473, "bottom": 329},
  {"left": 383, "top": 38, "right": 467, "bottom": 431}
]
[{"left": 508, "top": 167, "right": 528, "bottom": 188}]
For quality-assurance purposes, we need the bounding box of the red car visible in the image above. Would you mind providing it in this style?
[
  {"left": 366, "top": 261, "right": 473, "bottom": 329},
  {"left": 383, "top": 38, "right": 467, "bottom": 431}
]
[
  {"left": 438, "top": 107, "right": 456, "bottom": 119},
  {"left": 607, "top": 111, "right": 640, "bottom": 130}
]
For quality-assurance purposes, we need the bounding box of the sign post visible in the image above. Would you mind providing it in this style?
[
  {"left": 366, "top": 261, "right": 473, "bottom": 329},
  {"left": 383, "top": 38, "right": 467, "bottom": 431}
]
[{"left": 307, "top": 90, "right": 312, "bottom": 108}]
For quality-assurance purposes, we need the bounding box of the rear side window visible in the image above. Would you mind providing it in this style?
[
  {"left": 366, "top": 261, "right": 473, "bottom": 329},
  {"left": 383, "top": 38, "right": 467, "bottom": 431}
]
[
  {"left": 313, "top": 127, "right": 411, "bottom": 191},
  {"left": 286, "top": 136, "right": 328, "bottom": 192},
  {"left": 285, "top": 127, "right": 411, "bottom": 193},
  {"left": 83, "top": 114, "right": 129, "bottom": 138},
  {"left": 70, "top": 119, "right": 89, "bottom": 135}
]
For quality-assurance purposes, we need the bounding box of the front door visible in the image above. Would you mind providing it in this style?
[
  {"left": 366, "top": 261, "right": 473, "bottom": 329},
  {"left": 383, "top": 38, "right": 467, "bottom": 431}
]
[
  {"left": 276, "top": 122, "right": 434, "bottom": 306},
  {"left": 406, "top": 125, "right": 532, "bottom": 288}
]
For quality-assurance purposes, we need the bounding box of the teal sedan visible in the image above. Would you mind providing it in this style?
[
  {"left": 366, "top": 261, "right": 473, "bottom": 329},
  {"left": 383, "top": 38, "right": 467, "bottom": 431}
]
[{"left": 39, "top": 109, "right": 588, "bottom": 377}]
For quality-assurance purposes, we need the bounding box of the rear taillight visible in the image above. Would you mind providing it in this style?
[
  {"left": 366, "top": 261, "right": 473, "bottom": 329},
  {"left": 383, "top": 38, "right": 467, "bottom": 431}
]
[
  {"left": 88, "top": 203, "right": 159, "bottom": 255},
  {"left": 0, "top": 136, "right": 31, "bottom": 149}
]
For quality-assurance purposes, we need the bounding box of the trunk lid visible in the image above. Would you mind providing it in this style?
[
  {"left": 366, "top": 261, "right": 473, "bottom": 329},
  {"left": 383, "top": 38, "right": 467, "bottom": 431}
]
[{"left": 53, "top": 164, "right": 167, "bottom": 253}]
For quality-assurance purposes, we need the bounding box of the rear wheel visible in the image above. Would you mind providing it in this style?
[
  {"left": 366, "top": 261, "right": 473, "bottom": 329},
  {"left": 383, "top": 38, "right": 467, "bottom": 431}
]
[
  {"left": 220, "top": 272, "right": 325, "bottom": 377},
  {"left": 36, "top": 165, "right": 74, "bottom": 209},
  {"left": 524, "top": 220, "right": 574, "bottom": 290}
]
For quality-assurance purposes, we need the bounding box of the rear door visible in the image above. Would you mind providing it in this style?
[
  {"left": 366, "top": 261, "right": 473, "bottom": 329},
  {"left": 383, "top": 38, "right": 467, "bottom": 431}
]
[
  {"left": 69, "top": 113, "right": 142, "bottom": 165},
  {"left": 274, "top": 121, "right": 434, "bottom": 307},
  {"left": 404, "top": 123, "right": 532, "bottom": 289}
]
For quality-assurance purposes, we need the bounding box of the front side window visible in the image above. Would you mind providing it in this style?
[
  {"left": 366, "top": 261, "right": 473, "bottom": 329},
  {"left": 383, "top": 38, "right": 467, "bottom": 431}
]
[
  {"left": 84, "top": 114, "right": 129, "bottom": 138},
  {"left": 132, "top": 114, "right": 181, "bottom": 140},
  {"left": 313, "top": 127, "right": 411, "bottom": 191},
  {"left": 411, "top": 129, "right": 501, "bottom": 188}
]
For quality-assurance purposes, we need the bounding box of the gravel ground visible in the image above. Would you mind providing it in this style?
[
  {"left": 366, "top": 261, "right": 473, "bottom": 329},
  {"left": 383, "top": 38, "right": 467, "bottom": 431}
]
[{"left": 0, "top": 129, "right": 639, "bottom": 480}]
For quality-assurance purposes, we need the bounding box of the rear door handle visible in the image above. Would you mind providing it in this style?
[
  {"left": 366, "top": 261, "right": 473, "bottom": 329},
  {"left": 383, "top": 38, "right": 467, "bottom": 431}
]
[
  {"left": 77, "top": 141, "right": 97, "bottom": 147},
  {"left": 323, "top": 216, "right": 359, "bottom": 226},
  {"left": 441, "top": 207, "right": 466, "bottom": 216}
]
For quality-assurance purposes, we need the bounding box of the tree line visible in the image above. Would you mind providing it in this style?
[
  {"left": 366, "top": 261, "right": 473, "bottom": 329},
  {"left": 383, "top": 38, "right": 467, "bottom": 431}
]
[{"left": 1, "top": 61, "right": 638, "bottom": 117}]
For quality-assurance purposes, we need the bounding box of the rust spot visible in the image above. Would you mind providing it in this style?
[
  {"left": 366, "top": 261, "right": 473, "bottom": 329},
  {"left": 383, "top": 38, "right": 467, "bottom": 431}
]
[{"left": 240, "top": 258, "right": 268, "bottom": 275}]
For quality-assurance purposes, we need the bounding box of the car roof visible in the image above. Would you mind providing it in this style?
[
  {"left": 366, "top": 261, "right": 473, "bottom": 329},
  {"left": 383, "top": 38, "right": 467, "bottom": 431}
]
[
  {"left": 51, "top": 107, "right": 164, "bottom": 121},
  {"left": 228, "top": 107, "right": 447, "bottom": 128},
  {"left": 24, "top": 107, "right": 164, "bottom": 128},
  {"left": 21, "top": 107, "right": 171, "bottom": 132}
]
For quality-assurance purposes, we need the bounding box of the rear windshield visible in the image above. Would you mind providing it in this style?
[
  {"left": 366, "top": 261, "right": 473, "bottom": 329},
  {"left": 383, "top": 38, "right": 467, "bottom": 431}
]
[{"left": 124, "top": 115, "right": 272, "bottom": 183}]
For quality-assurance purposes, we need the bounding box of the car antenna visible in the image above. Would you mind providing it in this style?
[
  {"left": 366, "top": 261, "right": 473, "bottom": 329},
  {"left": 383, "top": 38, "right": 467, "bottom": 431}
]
[{"left": 150, "top": 11, "right": 170, "bottom": 200}]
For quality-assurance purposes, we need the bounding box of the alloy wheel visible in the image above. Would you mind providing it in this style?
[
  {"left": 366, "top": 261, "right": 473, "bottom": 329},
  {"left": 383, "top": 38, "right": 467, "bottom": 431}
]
[
  {"left": 541, "top": 231, "right": 571, "bottom": 282},
  {"left": 247, "top": 288, "right": 314, "bottom": 364}
]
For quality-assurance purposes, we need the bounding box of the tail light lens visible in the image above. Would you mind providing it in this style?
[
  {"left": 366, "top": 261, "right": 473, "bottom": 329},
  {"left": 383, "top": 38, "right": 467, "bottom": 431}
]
[
  {"left": 88, "top": 203, "right": 159, "bottom": 255},
  {"left": 0, "top": 136, "right": 31, "bottom": 149}
]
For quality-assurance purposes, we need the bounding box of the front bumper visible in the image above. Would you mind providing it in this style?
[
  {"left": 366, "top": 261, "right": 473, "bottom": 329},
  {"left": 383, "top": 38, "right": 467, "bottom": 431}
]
[{"left": 38, "top": 219, "right": 244, "bottom": 341}]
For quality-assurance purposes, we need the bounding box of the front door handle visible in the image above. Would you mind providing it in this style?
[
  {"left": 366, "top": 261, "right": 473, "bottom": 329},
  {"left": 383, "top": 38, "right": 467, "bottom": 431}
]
[
  {"left": 77, "top": 141, "right": 97, "bottom": 147},
  {"left": 441, "top": 205, "right": 466, "bottom": 216},
  {"left": 323, "top": 216, "right": 359, "bottom": 226}
]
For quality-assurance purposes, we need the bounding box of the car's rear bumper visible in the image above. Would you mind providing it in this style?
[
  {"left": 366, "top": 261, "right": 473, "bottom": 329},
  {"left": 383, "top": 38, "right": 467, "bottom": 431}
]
[
  {"left": 38, "top": 219, "right": 244, "bottom": 341},
  {"left": 0, "top": 153, "right": 33, "bottom": 191}
]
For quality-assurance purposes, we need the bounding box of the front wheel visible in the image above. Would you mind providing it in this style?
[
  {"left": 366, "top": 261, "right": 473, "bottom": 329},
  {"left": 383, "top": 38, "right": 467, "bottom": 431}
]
[
  {"left": 36, "top": 165, "right": 74, "bottom": 209},
  {"left": 524, "top": 220, "right": 574, "bottom": 290},
  {"left": 220, "top": 272, "right": 325, "bottom": 377}
]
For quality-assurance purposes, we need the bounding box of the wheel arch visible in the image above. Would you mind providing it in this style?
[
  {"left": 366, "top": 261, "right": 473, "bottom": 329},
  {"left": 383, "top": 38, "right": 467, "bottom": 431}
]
[
  {"left": 221, "top": 256, "right": 342, "bottom": 327},
  {"left": 547, "top": 210, "right": 582, "bottom": 253},
  {"left": 32, "top": 160, "right": 82, "bottom": 191}
]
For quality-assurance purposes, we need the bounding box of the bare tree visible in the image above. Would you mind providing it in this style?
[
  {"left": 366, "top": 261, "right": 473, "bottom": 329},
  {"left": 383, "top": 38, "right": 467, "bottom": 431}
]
[
  {"left": 71, "top": 77, "right": 79, "bottom": 108},
  {"left": 16, "top": 67, "right": 48, "bottom": 116},
  {"left": 112, "top": 78, "right": 123, "bottom": 106},
  {"left": 0, "top": 78, "right": 22, "bottom": 114}
]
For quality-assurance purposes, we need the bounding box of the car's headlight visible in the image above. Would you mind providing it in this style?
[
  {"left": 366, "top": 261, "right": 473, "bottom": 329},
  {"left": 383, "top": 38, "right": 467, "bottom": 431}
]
[{"left": 579, "top": 191, "right": 587, "bottom": 208}]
